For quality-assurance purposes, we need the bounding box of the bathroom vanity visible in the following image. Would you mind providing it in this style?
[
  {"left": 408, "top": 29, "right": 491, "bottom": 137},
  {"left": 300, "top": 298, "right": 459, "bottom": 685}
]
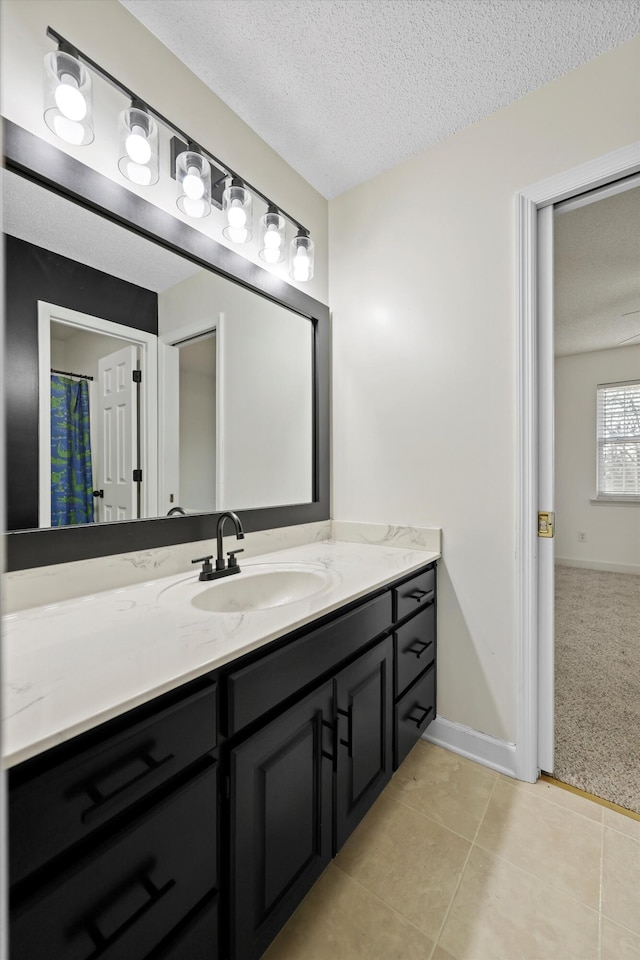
[{"left": 5, "top": 540, "right": 438, "bottom": 960}]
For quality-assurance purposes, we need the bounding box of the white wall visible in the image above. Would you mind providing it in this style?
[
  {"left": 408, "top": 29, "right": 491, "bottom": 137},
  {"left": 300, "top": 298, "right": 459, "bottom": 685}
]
[
  {"left": 0, "top": 0, "right": 328, "bottom": 305},
  {"left": 179, "top": 338, "right": 216, "bottom": 513},
  {"left": 158, "top": 268, "right": 313, "bottom": 511},
  {"left": 329, "top": 36, "right": 640, "bottom": 744},
  {"left": 555, "top": 345, "right": 640, "bottom": 574}
]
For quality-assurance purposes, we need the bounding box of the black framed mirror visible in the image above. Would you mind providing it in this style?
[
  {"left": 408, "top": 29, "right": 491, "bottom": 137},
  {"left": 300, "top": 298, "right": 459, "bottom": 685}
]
[{"left": 3, "top": 120, "right": 330, "bottom": 571}]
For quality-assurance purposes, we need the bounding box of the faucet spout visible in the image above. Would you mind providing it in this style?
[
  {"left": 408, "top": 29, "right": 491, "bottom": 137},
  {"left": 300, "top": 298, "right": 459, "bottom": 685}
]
[{"left": 215, "top": 511, "right": 245, "bottom": 571}]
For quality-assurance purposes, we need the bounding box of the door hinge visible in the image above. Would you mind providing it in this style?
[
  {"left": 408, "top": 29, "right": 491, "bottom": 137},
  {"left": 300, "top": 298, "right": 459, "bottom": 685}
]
[
  {"left": 133, "top": 468, "right": 143, "bottom": 482},
  {"left": 538, "top": 511, "right": 554, "bottom": 538},
  {"left": 132, "top": 369, "right": 142, "bottom": 383}
]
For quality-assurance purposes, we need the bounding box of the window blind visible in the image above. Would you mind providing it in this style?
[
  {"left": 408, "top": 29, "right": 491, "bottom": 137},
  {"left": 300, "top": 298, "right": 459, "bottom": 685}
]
[{"left": 596, "top": 380, "right": 640, "bottom": 499}]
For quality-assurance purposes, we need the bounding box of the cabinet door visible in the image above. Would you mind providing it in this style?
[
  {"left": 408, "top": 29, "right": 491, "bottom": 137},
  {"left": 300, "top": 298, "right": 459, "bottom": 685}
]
[
  {"left": 334, "top": 636, "right": 393, "bottom": 851},
  {"left": 230, "top": 681, "right": 333, "bottom": 960}
]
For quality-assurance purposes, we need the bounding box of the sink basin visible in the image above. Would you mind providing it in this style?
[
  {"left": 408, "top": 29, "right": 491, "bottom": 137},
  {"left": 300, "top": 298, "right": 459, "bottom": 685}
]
[{"left": 159, "top": 564, "right": 334, "bottom": 613}]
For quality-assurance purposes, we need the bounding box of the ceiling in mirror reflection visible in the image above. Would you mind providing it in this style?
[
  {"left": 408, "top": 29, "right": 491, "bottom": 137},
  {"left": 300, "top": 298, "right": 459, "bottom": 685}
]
[{"left": 3, "top": 170, "right": 201, "bottom": 291}]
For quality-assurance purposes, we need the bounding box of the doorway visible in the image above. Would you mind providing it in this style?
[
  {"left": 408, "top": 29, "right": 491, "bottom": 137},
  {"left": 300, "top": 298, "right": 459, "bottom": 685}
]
[
  {"left": 37, "top": 301, "right": 158, "bottom": 526},
  {"left": 551, "top": 184, "right": 640, "bottom": 811},
  {"left": 514, "top": 141, "right": 640, "bottom": 786}
]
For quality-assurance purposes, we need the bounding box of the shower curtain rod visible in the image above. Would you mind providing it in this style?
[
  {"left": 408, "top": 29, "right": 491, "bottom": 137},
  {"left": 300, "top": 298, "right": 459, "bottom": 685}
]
[{"left": 51, "top": 368, "right": 94, "bottom": 381}]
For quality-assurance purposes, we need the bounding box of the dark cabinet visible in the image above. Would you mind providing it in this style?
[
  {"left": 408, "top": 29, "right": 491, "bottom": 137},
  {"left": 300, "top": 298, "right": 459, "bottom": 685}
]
[
  {"left": 335, "top": 636, "right": 393, "bottom": 851},
  {"left": 229, "top": 682, "right": 334, "bottom": 960},
  {"left": 8, "top": 560, "right": 437, "bottom": 960}
]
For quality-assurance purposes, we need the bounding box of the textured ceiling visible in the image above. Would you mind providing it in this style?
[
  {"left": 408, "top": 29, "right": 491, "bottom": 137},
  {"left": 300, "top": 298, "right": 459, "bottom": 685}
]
[
  {"left": 2, "top": 171, "right": 201, "bottom": 292},
  {"left": 554, "top": 185, "right": 640, "bottom": 356},
  {"left": 120, "top": 0, "right": 640, "bottom": 198}
]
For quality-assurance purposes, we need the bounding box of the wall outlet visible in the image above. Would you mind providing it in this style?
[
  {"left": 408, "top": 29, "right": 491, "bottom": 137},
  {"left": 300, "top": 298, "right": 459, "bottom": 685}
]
[{"left": 578, "top": 531, "right": 587, "bottom": 542}]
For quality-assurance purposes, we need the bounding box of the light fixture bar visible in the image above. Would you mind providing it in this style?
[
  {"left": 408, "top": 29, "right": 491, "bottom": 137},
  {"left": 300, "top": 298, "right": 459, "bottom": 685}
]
[{"left": 45, "top": 26, "right": 308, "bottom": 234}]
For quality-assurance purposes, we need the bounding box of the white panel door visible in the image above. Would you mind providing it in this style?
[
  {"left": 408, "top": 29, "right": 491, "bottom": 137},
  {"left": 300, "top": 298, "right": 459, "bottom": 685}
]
[{"left": 98, "top": 345, "right": 138, "bottom": 522}]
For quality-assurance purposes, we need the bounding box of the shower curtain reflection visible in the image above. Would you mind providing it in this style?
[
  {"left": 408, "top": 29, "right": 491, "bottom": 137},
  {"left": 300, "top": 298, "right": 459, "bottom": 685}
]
[{"left": 50, "top": 374, "right": 94, "bottom": 525}]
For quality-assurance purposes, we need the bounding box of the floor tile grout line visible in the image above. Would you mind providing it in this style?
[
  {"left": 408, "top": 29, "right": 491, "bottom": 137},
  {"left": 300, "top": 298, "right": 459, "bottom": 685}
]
[
  {"left": 331, "top": 861, "right": 438, "bottom": 952},
  {"left": 428, "top": 772, "right": 500, "bottom": 956},
  {"left": 388, "top": 790, "right": 492, "bottom": 846},
  {"left": 470, "top": 837, "right": 603, "bottom": 918},
  {"left": 502, "top": 775, "right": 610, "bottom": 827}
]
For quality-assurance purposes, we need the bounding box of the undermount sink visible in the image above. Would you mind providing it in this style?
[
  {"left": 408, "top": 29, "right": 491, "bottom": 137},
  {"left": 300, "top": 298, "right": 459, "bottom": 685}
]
[{"left": 159, "top": 564, "right": 335, "bottom": 613}]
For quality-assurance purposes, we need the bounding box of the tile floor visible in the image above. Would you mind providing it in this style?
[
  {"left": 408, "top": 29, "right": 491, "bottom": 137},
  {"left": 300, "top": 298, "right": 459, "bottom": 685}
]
[{"left": 264, "top": 741, "right": 640, "bottom": 960}]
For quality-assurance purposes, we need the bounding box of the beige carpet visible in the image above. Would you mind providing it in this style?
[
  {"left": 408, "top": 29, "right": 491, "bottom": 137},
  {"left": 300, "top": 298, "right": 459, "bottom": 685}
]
[{"left": 554, "top": 565, "right": 640, "bottom": 814}]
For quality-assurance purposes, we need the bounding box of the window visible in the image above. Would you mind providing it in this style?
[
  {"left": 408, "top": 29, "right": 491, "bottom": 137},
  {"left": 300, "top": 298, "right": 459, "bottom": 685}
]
[{"left": 596, "top": 380, "right": 640, "bottom": 500}]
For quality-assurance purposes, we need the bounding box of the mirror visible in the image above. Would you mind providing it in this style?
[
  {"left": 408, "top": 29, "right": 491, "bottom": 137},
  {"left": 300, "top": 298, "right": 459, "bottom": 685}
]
[{"left": 3, "top": 120, "right": 329, "bottom": 570}]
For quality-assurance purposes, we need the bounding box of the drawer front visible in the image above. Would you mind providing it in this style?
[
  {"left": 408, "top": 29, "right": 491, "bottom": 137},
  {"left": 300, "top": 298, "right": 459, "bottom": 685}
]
[
  {"left": 147, "top": 893, "right": 218, "bottom": 960},
  {"left": 11, "top": 763, "right": 218, "bottom": 960},
  {"left": 395, "top": 664, "right": 436, "bottom": 768},
  {"left": 10, "top": 679, "right": 217, "bottom": 886},
  {"left": 394, "top": 567, "right": 436, "bottom": 622},
  {"left": 226, "top": 591, "right": 392, "bottom": 734},
  {"left": 395, "top": 604, "right": 435, "bottom": 696}
]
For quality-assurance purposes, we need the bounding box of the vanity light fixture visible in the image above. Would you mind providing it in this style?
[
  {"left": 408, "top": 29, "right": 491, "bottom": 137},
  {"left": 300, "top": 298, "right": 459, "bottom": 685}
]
[
  {"left": 118, "top": 103, "right": 159, "bottom": 186},
  {"left": 42, "top": 26, "right": 315, "bottom": 280},
  {"left": 176, "top": 149, "right": 212, "bottom": 219},
  {"left": 259, "top": 206, "right": 286, "bottom": 264},
  {"left": 222, "top": 178, "right": 253, "bottom": 244},
  {"left": 289, "top": 230, "right": 314, "bottom": 283},
  {"left": 43, "top": 47, "right": 94, "bottom": 145}
]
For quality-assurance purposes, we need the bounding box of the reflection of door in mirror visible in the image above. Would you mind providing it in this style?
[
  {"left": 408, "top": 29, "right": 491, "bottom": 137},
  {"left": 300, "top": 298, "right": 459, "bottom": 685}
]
[{"left": 37, "top": 301, "right": 157, "bottom": 528}]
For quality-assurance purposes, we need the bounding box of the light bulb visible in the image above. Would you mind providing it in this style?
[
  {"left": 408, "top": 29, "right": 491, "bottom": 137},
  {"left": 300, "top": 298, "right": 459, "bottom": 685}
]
[
  {"left": 54, "top": 73, "right": 87, "bottom": 121},
  {"left": 126, "top": 161, "right": 152, "bottom": 186},
  {"left": 264, "top": 225, "right": 282, "bottom": 248},
  {"left": 226, "top": 226, "right": 249, "bottom": 244},
  {"left": 293, "top": 250, "right": 311, "bottom": 281},
  {"left": 263, "top": 247, "right": 281, "bottom": 264},
  {"left": 227, "top": 199, "right": 247, "bottom": 229},
  {"left": 125, "top": 124, "right": 151, "bottom": 164},
  {"left": 183, "top": 166, "right": 205, "bottom": 200},
  {"left": 53, "top": 114, "right": 85, "bottom": 145},
  {"left": 181, "top": 196, "right": 207, "bottom": 218}
]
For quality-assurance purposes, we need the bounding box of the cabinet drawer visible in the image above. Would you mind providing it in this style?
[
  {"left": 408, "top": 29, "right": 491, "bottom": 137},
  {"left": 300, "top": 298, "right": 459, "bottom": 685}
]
[
  {"left": 147, "top": 893, "right": 218, "bottom": 960},
  {"left": 226, "top": 592, "right": 392, "bottom": 734},
  {"left": 10, "top": 678, "right": 217, "bottom": 886},
  {"left": 394, "top": 567, "right": 436, "bottom": 622},
  {"left": 395, "top": 664, "right": 436, "bottom": 768},
  {"left": 395, "top": 604, "right": 435, "bottom": 696},
  {"left": 11, "top": 762, "right": 218, "bottom": 960}
]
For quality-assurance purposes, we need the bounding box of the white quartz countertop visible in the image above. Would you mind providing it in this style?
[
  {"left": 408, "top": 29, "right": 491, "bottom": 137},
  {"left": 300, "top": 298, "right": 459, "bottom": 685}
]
[{"left": 2, "top": 539, "right": 439, "bottom": 769}]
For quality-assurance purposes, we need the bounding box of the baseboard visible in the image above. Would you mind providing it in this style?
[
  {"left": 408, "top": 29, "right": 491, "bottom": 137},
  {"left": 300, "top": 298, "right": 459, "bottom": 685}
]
[
  {"left": 423, "top": 716, "right": 517, "bottom": 778},
  {"left": 556, "top": 557, "right": 640, "bottom": 576}
]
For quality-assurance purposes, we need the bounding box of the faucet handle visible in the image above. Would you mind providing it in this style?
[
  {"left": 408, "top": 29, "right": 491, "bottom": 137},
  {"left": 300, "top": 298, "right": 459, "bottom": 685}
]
[
  {"left": 192, "top": 555, "right": 214, "bottom": 581},
  {"left": 227, "top": 548, "right": 244, "bottom": 569}
]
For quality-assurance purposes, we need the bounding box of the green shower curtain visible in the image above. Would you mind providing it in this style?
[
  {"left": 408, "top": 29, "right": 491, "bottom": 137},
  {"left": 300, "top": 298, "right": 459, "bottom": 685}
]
[{"left": 50, "top": 374, "right": 95, "bottom": 525}]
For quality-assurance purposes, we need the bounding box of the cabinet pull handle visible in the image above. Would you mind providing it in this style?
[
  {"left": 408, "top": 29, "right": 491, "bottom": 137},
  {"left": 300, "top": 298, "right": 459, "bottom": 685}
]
[
  {"left": 78, "top": 744, "right": 176, "bottom": 824},
  {"left": 321, "top": 716, "right": 335, "bottom": 763},
  {"left": 337, "top": 705, "right": 353, "bottom": 759},
  {"left": 405, "top": 588, "right": 435, "bottom": 604},
  {"left": 406, "top": 704, "right": 434, "bottom": 728},
  {"left": 407, "top": 638, "right": 433, "bottom": 658},
  {"left": 80, "top": 865, "right": 176, "bottom": 958}
]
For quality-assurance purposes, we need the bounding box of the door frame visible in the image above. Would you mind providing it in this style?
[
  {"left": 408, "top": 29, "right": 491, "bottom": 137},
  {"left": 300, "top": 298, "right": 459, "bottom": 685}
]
[
  {"left": 38, "top": 301, "right": 158, "bottom": 526},
  {"left": 514, "top": 141, "right": 640, "bottom": 782}
]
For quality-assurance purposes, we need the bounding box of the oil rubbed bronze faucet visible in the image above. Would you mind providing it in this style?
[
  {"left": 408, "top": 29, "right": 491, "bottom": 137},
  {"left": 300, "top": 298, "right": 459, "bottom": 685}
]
[{"left": 191, "top": 511, "right": 245, "bottom": 581}]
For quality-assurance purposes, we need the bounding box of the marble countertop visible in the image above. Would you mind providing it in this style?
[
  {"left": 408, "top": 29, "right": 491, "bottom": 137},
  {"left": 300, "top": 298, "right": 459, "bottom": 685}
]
[{"left": 2, "top": 539, "right": 439, "bottom": 769}]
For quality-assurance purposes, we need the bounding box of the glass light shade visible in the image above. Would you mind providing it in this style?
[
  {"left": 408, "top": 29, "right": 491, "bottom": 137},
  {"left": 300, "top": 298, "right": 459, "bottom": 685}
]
[
  {"left": 289, "top": 233, "right": 314, "bottom": 282},
  {"left": 259, "top": 208, "right": 286, "bottom": 264},
  {"left": 118, "top": 107, "right": 159, "bottom": 185},
  {"left": 43, "top": 51, "right": 94, "bottom": 145},
  {"left": 176, "top": 151, "right": 211, "bottom": 218},
  {"left": 222, "top": 180, "right": 252, "bottom": 243}
]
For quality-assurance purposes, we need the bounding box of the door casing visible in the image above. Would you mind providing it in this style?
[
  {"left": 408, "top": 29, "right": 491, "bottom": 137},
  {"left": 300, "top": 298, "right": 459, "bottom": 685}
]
[{"left": 514, "top": 141, "right": 640, "bottom": 782}]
